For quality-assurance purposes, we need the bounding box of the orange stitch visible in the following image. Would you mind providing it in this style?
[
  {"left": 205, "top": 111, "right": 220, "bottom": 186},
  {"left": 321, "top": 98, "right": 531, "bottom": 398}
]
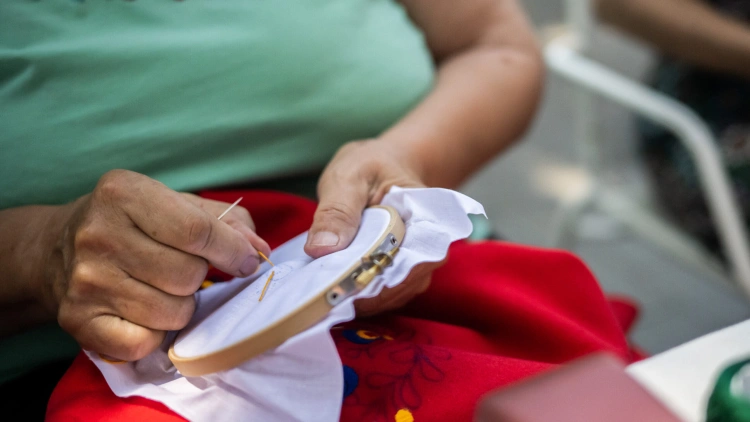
[
  {"left": 259, "top": 271, "right": 275, "bottom": 302},
  {"left": 98, "top": 353, "right": 128, "bottom": 364},
  {"left": 258, "top": 251, "right": 274, "bottom": 267}
]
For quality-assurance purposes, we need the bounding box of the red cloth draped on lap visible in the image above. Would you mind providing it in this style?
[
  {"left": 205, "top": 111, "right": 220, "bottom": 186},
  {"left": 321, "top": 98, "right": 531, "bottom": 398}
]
[{"left": 46, "top": 190, "right": 636, "bottom": 422}]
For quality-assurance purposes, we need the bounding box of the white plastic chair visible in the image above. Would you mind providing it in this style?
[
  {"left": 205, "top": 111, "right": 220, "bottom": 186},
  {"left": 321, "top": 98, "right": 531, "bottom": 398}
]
[{"left": 543, "top": 0, "right": 750, "bottom": 298}]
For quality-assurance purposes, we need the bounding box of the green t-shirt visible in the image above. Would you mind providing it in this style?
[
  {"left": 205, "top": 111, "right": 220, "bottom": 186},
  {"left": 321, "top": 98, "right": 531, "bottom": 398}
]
[
  {"left": 0, "top": 0, "right": 434, "bottom": 381},
  {"left": 0, "top": 0, "right": 434, "bottom": 208}
]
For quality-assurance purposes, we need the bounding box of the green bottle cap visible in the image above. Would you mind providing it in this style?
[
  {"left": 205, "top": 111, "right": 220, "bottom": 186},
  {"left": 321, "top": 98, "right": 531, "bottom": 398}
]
[{"left": 707, "top": 358, "right": 750, "bottom": 422}]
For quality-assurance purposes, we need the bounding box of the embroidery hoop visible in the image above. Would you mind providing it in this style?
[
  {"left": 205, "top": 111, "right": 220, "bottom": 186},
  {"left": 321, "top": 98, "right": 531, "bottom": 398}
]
[{"left": 168, "top": 205, "right": 405, "bottom": 376}]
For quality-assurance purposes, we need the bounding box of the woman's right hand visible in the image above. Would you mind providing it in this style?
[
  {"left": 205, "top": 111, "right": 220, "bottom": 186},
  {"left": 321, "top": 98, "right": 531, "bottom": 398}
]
[{"left": 44, "top": 170, "right": 269, "bottom": 361}]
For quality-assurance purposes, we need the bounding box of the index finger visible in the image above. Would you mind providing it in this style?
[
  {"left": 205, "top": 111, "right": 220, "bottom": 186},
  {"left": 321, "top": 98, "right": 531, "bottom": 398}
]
[{"left": 181, "top": 194, "right": 271, "bottom": 258}]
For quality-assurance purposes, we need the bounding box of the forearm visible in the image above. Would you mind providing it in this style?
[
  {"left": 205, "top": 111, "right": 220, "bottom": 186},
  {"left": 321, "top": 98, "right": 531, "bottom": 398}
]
[
  {"left": 383, "top": 0, "right": 544, "bottom": 189},
  {"left": 380, "top": 46, "right": 543, "bottom": 188},
  {"left": 0, "top": 205, "right": 68, "bottom": 334},
  {"left": 595, "top": 0, "right": 750, "bottom": 79}
]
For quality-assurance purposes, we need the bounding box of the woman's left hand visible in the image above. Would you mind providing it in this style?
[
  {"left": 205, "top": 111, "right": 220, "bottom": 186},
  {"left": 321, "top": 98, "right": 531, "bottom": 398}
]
[
  {"left": 302, "top": 0, "right": 545, "bottom": 315},
  {"left": 303, "top": 138, "right": 439, "bottom": 316}
]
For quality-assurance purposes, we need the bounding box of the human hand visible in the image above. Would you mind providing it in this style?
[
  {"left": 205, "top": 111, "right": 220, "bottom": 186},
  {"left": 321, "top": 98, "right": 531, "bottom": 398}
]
[
  {"left": 352, "top": 259, "right": 445, "bottom": 317},
  {"left": 303, "top": 139, "right": 442, "bottom": 316},
  {"left": 47, "top": 170, "right": 270, "bottom": 361}
]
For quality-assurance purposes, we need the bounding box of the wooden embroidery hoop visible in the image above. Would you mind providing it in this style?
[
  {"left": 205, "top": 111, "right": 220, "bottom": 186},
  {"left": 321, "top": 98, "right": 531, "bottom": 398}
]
[{"left": 168, "top": 206, "right": 405, "bottom": 377}]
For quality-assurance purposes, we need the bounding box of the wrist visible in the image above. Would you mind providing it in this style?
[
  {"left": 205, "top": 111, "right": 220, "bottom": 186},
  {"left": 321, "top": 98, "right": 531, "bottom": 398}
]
[
  {"left": 37, "top": 201, "right": 81, "bottom": 316},
  {"left": 18, "top": 203, "right": 76, "bottom": 318},
  {"left": 375, "top": 133, "right": 435, "bottom": 187},
  {"left": 0, "top": 206, "right": 60, "bottom": 326}
]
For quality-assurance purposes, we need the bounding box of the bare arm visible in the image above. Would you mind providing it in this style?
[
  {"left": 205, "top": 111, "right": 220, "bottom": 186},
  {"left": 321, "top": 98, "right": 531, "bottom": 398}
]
[
  {"left": 308, "top": 0, "right": 544, "bottom": 247},
  {"left": 0, "top": 171, "right": 270, "bottom": 360},
  {"left": 595, "top": 0, "right": 750, "bottom": 80},
  {"left": 306, "top": 0, "right": 544, "bottom": 315},
  {"left": 385, "top": 0, "right": 544, "bottom": 188},
  {"left": 0, "top": 206, "right": 67, "bottom": 336},
  {"left": 308, "top": 0, "right": 544, "bottom": 254}
]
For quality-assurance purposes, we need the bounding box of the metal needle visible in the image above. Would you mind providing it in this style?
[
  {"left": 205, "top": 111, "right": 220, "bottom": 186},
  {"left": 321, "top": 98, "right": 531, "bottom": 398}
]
[
  {"left": 217, "top": 197, "right": 274, "bottom": 267},
  {"left": 217, "top": 197, "right": 243, "bottom": 221}
]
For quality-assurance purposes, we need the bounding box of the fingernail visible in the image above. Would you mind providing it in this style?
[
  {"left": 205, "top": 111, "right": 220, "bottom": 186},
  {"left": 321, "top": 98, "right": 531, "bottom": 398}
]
[
  {"left": 309, "top": 231, "right": 339, "bottom": 247},
  {"left": 240, "top": 255, "right": 258, "bottom": 275}
]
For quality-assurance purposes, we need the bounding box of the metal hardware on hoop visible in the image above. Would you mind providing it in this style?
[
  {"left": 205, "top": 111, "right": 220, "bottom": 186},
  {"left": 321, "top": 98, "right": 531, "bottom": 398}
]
[{"left": 325, "top": 234, "right": 400, "bottom": 306}]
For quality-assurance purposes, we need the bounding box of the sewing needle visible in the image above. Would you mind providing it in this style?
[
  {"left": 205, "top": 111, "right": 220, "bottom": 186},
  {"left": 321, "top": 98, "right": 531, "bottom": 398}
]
[
  {"left": 217, "top": 197, "right": 243, "bottom": 221},
  {"left": 217, "top": 197, "right": 274, "bottom": 267}
]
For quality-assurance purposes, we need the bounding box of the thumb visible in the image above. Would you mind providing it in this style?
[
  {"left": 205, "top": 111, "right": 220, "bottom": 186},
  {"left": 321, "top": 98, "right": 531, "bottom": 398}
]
[{"left": 305, "top": 175, "right": 370, "bottom": 259}]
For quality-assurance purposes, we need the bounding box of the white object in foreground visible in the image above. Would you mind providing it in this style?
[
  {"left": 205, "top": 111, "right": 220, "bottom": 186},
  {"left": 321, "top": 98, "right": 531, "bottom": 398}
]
[{"left": 627, "top": 319, "right": 750, "bottom": 422}]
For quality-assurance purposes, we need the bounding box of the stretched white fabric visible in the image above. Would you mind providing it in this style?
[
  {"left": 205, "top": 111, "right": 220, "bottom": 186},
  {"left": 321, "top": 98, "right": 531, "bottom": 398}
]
[{"left": 87, "top": 187, "right": 485, "bottom": 422}]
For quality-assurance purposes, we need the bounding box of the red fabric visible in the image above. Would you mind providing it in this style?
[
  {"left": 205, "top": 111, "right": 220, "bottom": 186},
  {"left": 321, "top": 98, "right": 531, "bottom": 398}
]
[
  {"left": 607, "top": 295, "right": 640, "bottom": 334},
  {"left": 47, "top": 190, "right": 635, "bottom": 422}
]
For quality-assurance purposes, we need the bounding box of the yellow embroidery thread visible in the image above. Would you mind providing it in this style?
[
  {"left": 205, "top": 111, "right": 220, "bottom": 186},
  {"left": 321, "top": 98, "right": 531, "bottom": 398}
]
[
  {"left": 259, "top": 271, "right": 275, "bottom": 302},
  {"left": 98, "top": 353, "right": 128, "bottom": 364},
  {"left": 258, "top": 251, "right": 274, "bottom": 267}
]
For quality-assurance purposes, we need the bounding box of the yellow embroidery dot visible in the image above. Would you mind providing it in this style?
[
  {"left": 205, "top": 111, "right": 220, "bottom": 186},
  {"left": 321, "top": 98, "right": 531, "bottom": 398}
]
[
  {"left": 356, "top": 330, "right": 380, "bottom": 340},
  {"left": 395, "top": 409, "right": 414, "bottom": 422},
  {"left": 383, "top": 335, "right": 394, "bottom": 341},
  {"left": 200, "top": 280, "right": 214, "bottom": 290}
]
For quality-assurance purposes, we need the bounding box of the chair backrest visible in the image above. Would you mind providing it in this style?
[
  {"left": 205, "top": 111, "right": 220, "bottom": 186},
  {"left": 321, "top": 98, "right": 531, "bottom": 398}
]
[
  {"left": 564, "top": 0, "right": 595, "bottom": 52},
  {"left": 543, "top": 0, "right": 750, "bottom": 295},
  {"left": 555, "top": 0, "right": 602, "bottom": 175}
]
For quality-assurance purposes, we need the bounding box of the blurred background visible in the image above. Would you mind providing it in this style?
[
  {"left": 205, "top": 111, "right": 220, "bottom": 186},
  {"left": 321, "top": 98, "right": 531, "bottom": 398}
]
[{"left": 459, "top": 0, "right": 750, "bottom": 354}]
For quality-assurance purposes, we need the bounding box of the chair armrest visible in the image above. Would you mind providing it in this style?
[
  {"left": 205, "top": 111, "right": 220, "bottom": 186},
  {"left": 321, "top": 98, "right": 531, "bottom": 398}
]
[{"left": 542, "top": 31, "right": 750, "bottom": 298}]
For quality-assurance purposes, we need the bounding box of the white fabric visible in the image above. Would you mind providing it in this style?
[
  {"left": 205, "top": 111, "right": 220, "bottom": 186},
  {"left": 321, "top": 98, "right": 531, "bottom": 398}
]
[
  {"left": 174, "top": 207, "right": 392, "bottom": 357},
  {"left": 627, "top": 319, "right": 750, "bottom": 422},
  {"left": 87, "top": 187, "right": 485, "bottom": 422}
]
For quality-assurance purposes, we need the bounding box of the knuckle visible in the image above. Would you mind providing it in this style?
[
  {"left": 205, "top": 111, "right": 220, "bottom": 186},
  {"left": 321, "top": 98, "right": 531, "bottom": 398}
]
[
  {"left": 109, "top": 322, "right": 157, "bottom": 361},
  {"left": 69, "top": 262, "right": 102, "bottom": 296},
  {"left": 73, "top": 223, "right": 111, "bottom": 252},
  {"left": 322, "top": 164, "right": 356, "bottom": 183},
  {"left": 234, "top": 206, "right": 251, "bottom": 221},
  {"left": 72, "top": 225, "right": 96, "bottom": 250},
  {"left": 317, "top": 202, "right": 359, "bottom": 227},
  {"left": 118, "top": 337, "right": 151, "bottom": 362},
  {"left": 172, "top": 258, "right": 209, "bottom": 296},
  {"left": 113, "top": 295, "right": 134, "bottom": 316},
  {"left": 172, "top": 297, "right": 196, "bottom": 329},
  {"left": 225, "top": 206, "right": 255, "bottom": 231},
  {"left": 95, "top": 170, "right": 132, "bottom": 202},
  {"left": 184, "top": 213, "right": 214, "bottom": 253}
]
